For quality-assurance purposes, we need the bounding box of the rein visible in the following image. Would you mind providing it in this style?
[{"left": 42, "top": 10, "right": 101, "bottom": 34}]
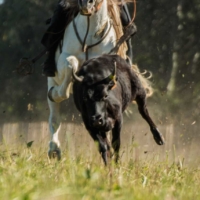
[
  {"left": 73, "top": 13, "right": 112, "bottom": 60},
  {"left": 126, "top": 0, "right": 137, "bottom": 28},
  {"left": 16, "top": 32, "right": 65, "bottom": 76}
]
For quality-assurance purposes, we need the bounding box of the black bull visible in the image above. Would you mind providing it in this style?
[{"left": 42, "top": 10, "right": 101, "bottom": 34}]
[{"left": 72, "top": 54, "right": 165, "bottom": 165}]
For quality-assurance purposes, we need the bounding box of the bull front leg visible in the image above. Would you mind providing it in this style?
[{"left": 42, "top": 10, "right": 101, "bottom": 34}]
[
  {"left": 96, "top": 132, "right": 111, "bottom": 166},
  {"left": 88, "top": 129, "right": 111, "bottom": 166},
  {"left": 112, "top": 119, "right": 122, "bottom": 163},
  {"left": 136, "top": 95, "right": 165, "bottom": 145}
]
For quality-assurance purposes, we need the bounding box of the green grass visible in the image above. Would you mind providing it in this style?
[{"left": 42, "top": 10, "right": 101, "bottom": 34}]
[{"left": 0, "top": 145, "right": 200, "bottom": 200}]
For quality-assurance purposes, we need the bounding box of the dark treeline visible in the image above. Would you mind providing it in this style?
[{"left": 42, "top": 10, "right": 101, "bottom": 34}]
[{"left": 0, "top": 0, "right": 199, "bottom": 122}]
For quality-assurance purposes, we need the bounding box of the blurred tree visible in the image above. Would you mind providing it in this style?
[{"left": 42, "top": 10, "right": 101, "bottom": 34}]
[
  {"left": 0, "top": 0, "right": 55, "bottom": 122},
  {"left": 133, "top": 0, "right": 200, "bottom": 117}
]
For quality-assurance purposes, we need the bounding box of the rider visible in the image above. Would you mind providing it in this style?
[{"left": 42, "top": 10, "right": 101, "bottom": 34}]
[{"left": 41, "top": 1, "right": 136, "bottom": 77}]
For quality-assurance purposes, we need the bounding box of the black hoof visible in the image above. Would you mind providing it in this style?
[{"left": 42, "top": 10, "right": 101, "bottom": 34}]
[
  {"left": 151, "top": 127, "right": 165, "bottom": 145},
  {"left": 102, "top": 151, "right": 108, "bottom": 166}
]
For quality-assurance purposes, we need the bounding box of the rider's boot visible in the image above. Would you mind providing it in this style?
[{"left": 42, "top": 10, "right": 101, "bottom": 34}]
[{"left": 42, "top": 45, "right": 58, "bottom": 77}]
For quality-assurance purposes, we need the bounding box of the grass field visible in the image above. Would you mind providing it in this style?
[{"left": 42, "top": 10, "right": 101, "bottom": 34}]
[{"left": 0, "top": 144, "right": 200, "bottom": 200}]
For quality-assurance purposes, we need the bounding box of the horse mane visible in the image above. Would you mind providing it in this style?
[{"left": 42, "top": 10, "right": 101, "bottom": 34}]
[
  {"left": 60, "top": 0, "right": 133, "bottom": 7},
  {"left": 107, "top": 0, "right": 127, "bottom": 59},
  {"left": 131, "top": 64, "right": 153, "bottom": 97},
  {"left": 60, "top": 0, "right": 133, "bottom": 59}
]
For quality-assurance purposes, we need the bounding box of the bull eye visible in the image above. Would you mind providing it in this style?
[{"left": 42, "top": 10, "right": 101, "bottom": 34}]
[
  {"left": 89, "top": 0, "right": 93, "bottom": 3},
  {"left": 101, "top": 94, "right": 108, "bottom": 101},
  {"left": 108, "top": 81, "right": 115, "bottom": 90}
]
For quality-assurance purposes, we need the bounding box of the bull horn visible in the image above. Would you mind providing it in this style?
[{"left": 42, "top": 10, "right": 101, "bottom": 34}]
[
  {"left": 66, "top": 56, "right": 84, "bottom": 82},
  {"left": 72, "top": 68, "right": 84, "bottom": 82},
  {"left": 113, "top": 62, "right": 116, "bottom": 74},
  {"left": 112, "top": 62, "right": 117, "bottom": 81}
]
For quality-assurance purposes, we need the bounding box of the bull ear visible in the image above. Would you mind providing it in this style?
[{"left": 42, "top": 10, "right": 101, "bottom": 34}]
[
  {"left": 72, "top": 67, "right": 84, "bottom": 82},
  {"left": 109, "top": 62, "right": 117, "bottom": 81}
]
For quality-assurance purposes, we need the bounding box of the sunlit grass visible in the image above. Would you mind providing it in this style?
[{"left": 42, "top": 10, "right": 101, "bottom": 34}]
[{"left": 0, "top": 144, "right": 200, "bottom": 200}]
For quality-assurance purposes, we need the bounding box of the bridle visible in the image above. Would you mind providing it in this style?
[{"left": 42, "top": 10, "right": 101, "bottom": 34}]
[
  {"left": 72, "top": 11, "right": 112, "bottom": 60},
  {"left": 73, "top": 0, "right": 112, "bottom": 60},
  {"left": 78, "top": 0, "right": 104, "bottom": 15}
]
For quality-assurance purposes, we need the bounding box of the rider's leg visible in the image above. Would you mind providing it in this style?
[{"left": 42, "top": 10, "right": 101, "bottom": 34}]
[
  {"left": 41, "top": 4, "right": 68, "bottom": 77},
  {"left": 42, "top": 44, "right": 59, "bottom": 77},
  {"left": 120, "top": 4, "right": 137, "bottom": 63}
]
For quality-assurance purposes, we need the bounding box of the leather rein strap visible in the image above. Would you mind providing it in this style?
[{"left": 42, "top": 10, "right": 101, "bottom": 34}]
[{"left": 73, "top": 12, "right": 112, "bottom": 60}]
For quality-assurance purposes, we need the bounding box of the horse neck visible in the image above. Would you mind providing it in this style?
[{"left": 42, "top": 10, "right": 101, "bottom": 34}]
[{"left": 77, "top": 0, "right": 109, "bottom": 33}]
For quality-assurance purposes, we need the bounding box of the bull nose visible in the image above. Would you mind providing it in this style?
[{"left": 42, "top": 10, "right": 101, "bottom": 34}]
[{"left": 91, "top": 115, "right": 103, "bottom": 127}]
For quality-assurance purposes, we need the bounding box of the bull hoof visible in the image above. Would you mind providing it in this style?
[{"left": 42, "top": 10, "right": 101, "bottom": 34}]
[
  {"left": 48, "top": 141, "right": 61, "bottom": 160},
  {"left": 102, "top": 151, "right": 108, "bottom": 166},
  {"left": 150, "top": 127, "right": 165, "bottom": 145}
]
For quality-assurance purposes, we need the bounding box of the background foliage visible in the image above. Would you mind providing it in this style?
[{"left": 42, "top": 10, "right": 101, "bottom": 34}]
[{"left": 0, "top": 0, "right": 200, "bottom": 122}]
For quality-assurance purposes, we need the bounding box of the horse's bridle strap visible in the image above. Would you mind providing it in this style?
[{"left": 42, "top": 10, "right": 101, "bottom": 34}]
[{"left": 73, "top": 12, "right": 112, "bottom": 60}]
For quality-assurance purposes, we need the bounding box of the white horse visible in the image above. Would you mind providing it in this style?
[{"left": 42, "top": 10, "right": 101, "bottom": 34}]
[{"left": 46, "top": 0, "right": 129, "bottom": 159}]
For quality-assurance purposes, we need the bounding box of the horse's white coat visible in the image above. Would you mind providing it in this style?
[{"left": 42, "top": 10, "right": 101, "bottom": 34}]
[{"left": 47, "top": 0, "right": 118, "bottom": 159}]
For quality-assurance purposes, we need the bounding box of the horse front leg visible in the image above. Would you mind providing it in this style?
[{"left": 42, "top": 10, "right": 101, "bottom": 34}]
[
  {"left": 47, "top": 55, "right": 79, "bottom": 160},
  {"left": 136, "top": 95, "right": 165, "bottom": 145},
  {"left": 47, "top": 96, "right": 62, "bottom": 160},
  {"left": 47, "top": 54, "right": 77, "bottom": 103},
  {"left": 47, "top": 69, "right": 72, "bottom": 103}
]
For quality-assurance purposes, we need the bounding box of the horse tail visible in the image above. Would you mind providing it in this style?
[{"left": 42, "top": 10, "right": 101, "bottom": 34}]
[{"left": 131, "top": 64, "right": 153, "bottom": 98}]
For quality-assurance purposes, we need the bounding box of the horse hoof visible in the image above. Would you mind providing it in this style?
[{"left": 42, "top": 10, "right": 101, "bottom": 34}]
[
  {"left": 151, "top": 127, "right": 165, "bottom": 145},
  {"left": 48, "top": 149, "right": 61, "bottom": 160},
  {"left": 48, "top": 141, "right": 61, "bottom": 160}
]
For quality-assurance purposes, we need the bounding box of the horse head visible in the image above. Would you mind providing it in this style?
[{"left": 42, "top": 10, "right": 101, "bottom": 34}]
[{"left": 78, "top": 0, "right": 104, "bottom": 16}]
